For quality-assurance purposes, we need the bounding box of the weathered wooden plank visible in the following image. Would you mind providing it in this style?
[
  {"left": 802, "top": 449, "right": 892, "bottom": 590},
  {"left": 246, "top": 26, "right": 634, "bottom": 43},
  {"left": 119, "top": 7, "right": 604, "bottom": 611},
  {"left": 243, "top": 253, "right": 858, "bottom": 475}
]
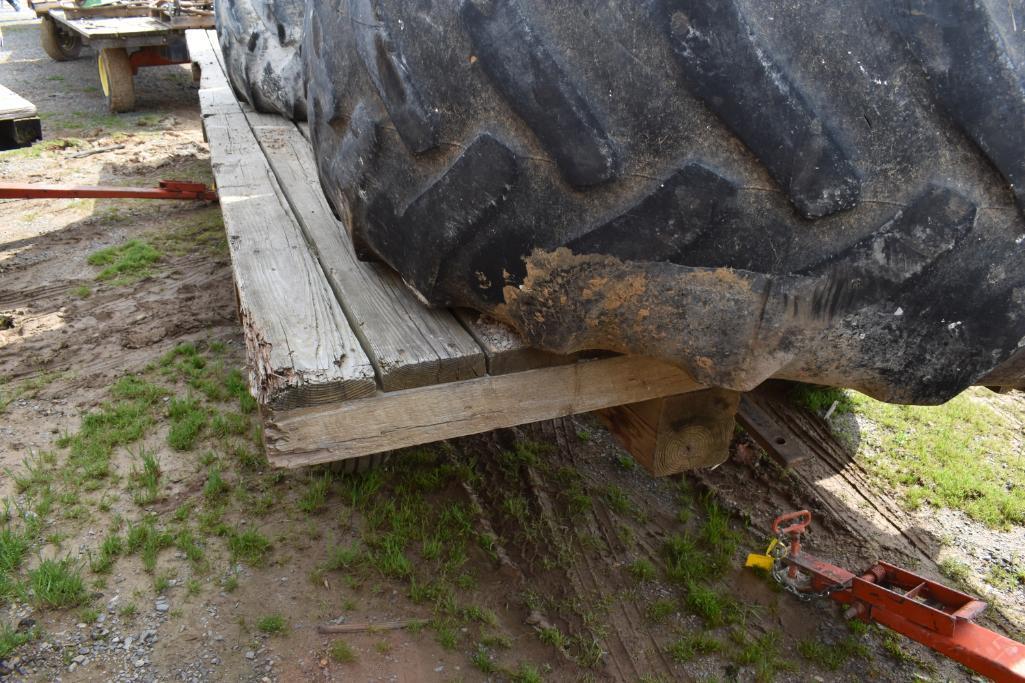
[
  {"left": 203, "top": 101, "right": 376, "bottom": 409},
  {"left": 0, "top": 85, "right": 37, "bottom": 121},
  {"left": 240, "top": 114, "right": 486, "bottom": 390},
  {"left": 187, "top": 29, "right": 225, "bottom": 91},
  {"left": 202, "top": 28, "right": 228, "bottom": 76},
  {"left": 265, "top": 355, "right": 704, "bottom": 467},
  {"left": 455, "top": 309, "right": 576, "bottom": 376}
]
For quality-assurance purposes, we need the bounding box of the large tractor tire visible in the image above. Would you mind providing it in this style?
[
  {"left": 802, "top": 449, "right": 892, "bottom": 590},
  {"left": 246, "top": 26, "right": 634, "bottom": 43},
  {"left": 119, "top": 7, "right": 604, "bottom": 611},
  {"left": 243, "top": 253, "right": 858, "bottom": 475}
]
[
  {"left": 214, "top": 0, "right": 306, "bottom": 120},
  {"left": 40, "top": 16, "right": 82, "bottom": 61},
  {"left": 223, "top": 0, "right": 1025, "bottom": 405}
]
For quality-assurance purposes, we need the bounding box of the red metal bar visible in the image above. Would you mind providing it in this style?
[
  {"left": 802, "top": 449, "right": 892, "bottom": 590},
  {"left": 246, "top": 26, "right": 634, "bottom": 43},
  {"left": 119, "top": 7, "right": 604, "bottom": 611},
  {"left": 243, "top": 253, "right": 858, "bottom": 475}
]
[
  {"left": 0, "top": 180, "right": 217, "bottom": 201},
  {"left": 770, "top": 511, "right": 1025, "bottom": 682},
  {"left": 129, "top": 46, "right": 184, "bottom": 74},
  {"left": 873, "top": 606, "right": 1025, "bottom": 682}
]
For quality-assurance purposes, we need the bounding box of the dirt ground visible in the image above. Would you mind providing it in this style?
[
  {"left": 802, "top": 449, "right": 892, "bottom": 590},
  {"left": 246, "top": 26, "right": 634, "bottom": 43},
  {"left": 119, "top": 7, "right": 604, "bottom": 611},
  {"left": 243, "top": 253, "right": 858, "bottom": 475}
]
[{"left": 1, "top": 13, "right": 1022, "bottom": 683}]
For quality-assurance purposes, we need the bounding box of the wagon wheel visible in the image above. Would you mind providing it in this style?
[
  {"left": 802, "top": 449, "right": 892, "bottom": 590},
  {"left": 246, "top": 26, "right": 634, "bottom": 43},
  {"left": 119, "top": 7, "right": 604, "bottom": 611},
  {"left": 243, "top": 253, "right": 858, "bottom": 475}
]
[
  {"left": 40, "top": 16, "right": 82, "bottom": 61},
  {"left": 98, "top": 47, "right": 135, "bottom": 113}
]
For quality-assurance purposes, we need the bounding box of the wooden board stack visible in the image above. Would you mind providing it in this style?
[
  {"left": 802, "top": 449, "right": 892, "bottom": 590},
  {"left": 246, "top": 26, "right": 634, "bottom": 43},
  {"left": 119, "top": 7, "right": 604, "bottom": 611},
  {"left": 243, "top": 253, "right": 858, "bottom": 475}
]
[
  {"left": 0, "top": 85, "right": 42, "bottom": 151},
  {"left": 186, "top": 29, "right": 705, "bottom": 469}
]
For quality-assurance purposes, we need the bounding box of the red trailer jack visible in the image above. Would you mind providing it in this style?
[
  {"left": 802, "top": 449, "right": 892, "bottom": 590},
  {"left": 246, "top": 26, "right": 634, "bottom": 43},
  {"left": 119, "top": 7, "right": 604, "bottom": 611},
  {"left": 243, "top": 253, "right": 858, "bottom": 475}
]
[
  {"left": 0, "top": 180, "right": 218, "bottom": 202},
  {"left": 747, "top": 510, "right": 1025, "bottom": 682}
]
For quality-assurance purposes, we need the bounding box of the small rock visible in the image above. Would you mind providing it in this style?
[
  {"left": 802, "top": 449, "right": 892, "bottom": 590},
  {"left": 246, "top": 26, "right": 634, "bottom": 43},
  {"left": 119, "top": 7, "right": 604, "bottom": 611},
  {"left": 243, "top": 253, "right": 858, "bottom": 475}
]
[
  {"left": 245, "top": 651, "right": 255, "bottom": 660},
  {"left": 73, "top": 655, "right": 86, "bottom": 665},
  {"left": 155, "top": 603, "right": 169, "bottom": 613},
  {"left": 134, "top": 658, "right": 146, "bottom": 668}
]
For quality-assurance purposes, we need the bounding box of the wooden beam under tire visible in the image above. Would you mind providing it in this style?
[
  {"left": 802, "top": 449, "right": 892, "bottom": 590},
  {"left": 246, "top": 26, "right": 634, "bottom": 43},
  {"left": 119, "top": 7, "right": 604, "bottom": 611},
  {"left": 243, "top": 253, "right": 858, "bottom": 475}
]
[
  {"left": 264, "top": 355, "right": 704, "bottom": 468},
  {"left": 597, "top": 388, "right": 740, "bottom": 476}
]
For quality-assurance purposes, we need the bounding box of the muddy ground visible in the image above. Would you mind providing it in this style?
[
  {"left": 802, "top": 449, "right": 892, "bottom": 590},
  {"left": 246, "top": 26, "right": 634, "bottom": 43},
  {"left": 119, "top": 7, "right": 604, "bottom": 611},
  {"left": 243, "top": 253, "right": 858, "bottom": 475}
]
[{"left": 1, "top": 14, "right": 1021, "bottom": 683}]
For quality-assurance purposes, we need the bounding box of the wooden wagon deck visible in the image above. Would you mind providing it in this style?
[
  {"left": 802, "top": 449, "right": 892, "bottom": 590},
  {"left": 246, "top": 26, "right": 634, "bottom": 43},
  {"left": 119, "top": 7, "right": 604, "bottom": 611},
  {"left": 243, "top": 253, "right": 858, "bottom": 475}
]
[
  {"left": 49, "top": 8, "right": 213, "bottom": 52},
  {"left": 186, "top": 29, "right": 709, "bottom": 469}
]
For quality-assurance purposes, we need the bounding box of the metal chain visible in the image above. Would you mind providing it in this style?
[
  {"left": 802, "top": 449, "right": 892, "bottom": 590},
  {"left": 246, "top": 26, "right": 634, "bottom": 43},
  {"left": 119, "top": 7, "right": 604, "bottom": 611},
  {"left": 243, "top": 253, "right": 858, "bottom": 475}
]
[{"left": 769, "top": 533, "right": 850, "bottom": 602}]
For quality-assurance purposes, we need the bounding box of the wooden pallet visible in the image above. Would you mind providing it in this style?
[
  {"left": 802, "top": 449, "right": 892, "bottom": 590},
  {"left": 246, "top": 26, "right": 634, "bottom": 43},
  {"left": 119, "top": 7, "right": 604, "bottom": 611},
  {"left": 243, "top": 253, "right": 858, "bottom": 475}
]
[
  {"left": 187, "top": 29, "right": 705, "bottom": 468},
  {"left": 0, "top": 85, "right": 42, "bottom": 151}
]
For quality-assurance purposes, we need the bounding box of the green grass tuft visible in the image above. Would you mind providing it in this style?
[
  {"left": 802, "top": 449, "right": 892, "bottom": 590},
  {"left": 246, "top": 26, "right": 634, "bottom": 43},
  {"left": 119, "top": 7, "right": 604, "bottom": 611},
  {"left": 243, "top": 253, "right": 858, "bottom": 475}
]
[
  {"left": 28, "top": 557, "right": 87, "bottom": 607},
  {"left": 0, "top": 528, "right": 30, "bottom": 573},
  {"left": 323, "top": 544, "right": 363, "bottom": 571},
  {"left": 684, "top": 581, "right": 741, "bottom": 626},
  {"left": 228, "top": 528, "right": 271, "bottom": 566},
  {"left": 645, "top": 599, "right": 676, "bottom": 623},
  {"left": 131, "top": 450, "right": 161, "bottom": 506},
  {"left": 111, "top": 375, "right": 168, "bottom": 404},
  {"left": 89, "top": 532, "right": 123, "bottom": 574},
  {"left": 666, "top": 633, "right": 724, "bottom": 662},
  {"left": 167, "top": 396, "right": 206, "bottom": 451},
  {"left": 298, "top": 472, "right": 332, "bottom": 514},
  {"left": 87, "top": 240, "right": 161, "bottom": 284},
  {"left": 125, "top": 518, "right": 174, "bottom": 573},
  {"left": 256, "top": 614, "right": 287, "bottom": 634},
  {"left": 731, "top": 630, "right": 794, "bottom": 682},
  {"left": 798, "top": 636, "right": 869, "bottom": 671},
  {"left": 0, "top": 623, "right": 33, "bottom": 659},
  {"left": 203, "top": 466, "right": 230, "bottom": 501},
  {"left": 790, "top": 383, "right": 853, "bottom": 415},
  {"left": 471, "top": 645, "right": 498, "bottom": 674},
  {"left": 58, "top": 400, "right": 151, "bottom": 480},
  {"left": 329, "top": 640, "right": 356, "bottom": 663},
  {"left": 626, "top": 558, "right": 657, "bottom": 582},
  {"left": 510, "top": 663, "right": 544, "bottom": 683}
]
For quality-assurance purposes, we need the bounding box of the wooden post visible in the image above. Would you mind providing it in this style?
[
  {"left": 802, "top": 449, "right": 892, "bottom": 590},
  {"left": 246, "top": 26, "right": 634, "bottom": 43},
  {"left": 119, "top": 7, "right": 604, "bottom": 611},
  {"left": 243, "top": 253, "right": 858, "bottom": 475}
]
[{"left": 597, "top": 388, "right": 740, "bottom": 476}]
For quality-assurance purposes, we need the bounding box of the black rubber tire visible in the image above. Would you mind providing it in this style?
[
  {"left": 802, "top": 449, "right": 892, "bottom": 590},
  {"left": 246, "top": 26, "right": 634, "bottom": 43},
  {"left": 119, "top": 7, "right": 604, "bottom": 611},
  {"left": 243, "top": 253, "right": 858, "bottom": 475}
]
[
  {"left": 98, "top": 47, "right": 135, "bottom": 113},
  {"left": 40, "top": 16, "right": 82, "bottom": 62},
  {"left": 291, "top": 0, "right": 1025, "bottom": 405},
  {"left": 214, "top": 0, "right": 306, "bottom": 120}
]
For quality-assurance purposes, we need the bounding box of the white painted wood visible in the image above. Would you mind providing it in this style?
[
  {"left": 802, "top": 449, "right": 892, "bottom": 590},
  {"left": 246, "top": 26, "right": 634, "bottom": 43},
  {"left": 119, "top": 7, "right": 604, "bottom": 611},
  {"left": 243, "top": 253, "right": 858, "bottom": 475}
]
[{"left": 265, "top": 355, "right": 704, "bottom": 466}]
